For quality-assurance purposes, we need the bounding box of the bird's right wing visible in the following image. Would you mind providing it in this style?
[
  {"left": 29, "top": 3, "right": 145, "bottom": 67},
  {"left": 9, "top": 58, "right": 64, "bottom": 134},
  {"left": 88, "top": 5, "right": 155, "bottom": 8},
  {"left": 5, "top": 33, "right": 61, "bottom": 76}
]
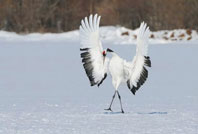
[
  {"left": 80, "top": 14, "right": 108, "bottom": 87},
  {"left": 125, "top": 22, "right": 151, "bottom": 95}
]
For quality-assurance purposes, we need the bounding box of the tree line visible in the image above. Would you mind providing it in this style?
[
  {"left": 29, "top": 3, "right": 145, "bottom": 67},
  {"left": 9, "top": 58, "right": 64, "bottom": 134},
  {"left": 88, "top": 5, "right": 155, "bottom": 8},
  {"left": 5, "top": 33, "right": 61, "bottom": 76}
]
[{"left": 0, "top": 0, "right": 197, "bottom": 33}]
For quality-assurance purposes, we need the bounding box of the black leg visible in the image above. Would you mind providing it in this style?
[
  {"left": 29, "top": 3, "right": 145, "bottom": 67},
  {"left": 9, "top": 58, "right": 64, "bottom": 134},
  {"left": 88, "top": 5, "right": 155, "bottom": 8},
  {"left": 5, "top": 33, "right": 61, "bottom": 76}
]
[
  {"left": 105, "top": 91, "right": 116, "bottom": 111},
  {"left": 117, "top": 91, "right": 124, "bottom": 113}
]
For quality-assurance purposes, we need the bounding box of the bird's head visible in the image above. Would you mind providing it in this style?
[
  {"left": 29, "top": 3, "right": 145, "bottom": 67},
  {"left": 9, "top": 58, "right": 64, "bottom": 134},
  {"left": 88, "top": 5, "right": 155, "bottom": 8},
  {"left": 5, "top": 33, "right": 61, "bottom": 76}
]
[
  {"left": 102, "top": 50, "right": 106, "bottom": 56},
  {"left": 102, "top": 48, "right": 114, "bottom": 57}
]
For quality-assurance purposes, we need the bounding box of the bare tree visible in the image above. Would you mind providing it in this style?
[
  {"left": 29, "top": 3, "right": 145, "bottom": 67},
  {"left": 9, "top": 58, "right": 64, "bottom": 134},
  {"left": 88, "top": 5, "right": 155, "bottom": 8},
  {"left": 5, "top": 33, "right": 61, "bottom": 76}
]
[{"left": 0, "top": 0, "right": 197, "bottom": 32}]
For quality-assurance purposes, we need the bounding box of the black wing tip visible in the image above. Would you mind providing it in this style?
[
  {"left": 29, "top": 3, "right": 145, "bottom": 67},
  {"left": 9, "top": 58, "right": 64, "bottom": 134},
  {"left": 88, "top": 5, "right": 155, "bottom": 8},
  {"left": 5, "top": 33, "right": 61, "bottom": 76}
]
[
  {"left": 80, "top": 48, "right": 107, "bottom": 87},
  {"left": 97, "top": 73, "right": 107, "bottom": 87},
  {"left": 81, "top": 50, "right": 97, "bottom": 86},
  {"left": 80, "top": 48, "right": 89, "bottom": 51},
  {"left": 91, "top": 82, "right": 97, "bottom": 86},
  {"left": 127, "top": 80, "right": 131, "bottom": 89},
  {"left": 131, "top": 86, "right": 136, "bottom": 95},
  {"left": 127, "top": 65, "right": 149, "bottom": 95},
  {"left": 81, "top": 52, "right": 90, "bottom": 58},
  {"left": 144, "top": 56, "right": 151, "bottom": 67},
  {"left": 127, "top": 80, "right": 136, "bottom": 95}
]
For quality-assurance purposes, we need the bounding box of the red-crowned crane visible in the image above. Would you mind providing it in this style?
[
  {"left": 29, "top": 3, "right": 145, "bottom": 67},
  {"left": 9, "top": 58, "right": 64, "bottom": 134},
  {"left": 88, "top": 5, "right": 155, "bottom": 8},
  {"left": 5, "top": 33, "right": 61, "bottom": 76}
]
[{"left": 80, "top": 14, "right": 151, "bottom": 113}]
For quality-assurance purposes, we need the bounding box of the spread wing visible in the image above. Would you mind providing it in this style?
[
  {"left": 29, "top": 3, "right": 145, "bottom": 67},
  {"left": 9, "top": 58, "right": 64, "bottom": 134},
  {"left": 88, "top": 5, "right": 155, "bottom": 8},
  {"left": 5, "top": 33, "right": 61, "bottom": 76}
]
[
  {"left": 80, "top": 14, "right": 108, "bottom": 87},
  {"left": 125, "top": 22, "right": 151, "bottom": 95}
]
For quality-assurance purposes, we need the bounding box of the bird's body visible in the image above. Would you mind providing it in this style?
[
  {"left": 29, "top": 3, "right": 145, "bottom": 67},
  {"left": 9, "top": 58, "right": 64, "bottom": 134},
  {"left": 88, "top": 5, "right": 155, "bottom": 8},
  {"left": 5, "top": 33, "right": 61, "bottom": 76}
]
[
  {"left": 80, "top": 14, "right": 151, "bottom": 113},
  {"left": 109, "top": 53, "right": 127, "bottom": 90}
]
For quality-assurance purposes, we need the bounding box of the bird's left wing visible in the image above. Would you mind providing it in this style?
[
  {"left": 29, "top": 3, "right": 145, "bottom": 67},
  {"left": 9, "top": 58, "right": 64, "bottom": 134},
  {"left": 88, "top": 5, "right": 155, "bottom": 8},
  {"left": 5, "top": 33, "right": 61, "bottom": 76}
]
[
  {"left": 80, "top": 14, "right": 108, "bottom": 87},
  {"left": 125, "top": 22, "right": 151, "bottom": 95}
]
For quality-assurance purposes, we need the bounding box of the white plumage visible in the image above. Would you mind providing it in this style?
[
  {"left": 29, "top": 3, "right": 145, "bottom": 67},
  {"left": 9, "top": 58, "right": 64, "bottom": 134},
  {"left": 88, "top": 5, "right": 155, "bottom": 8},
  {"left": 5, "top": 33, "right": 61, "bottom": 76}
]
[
  {"left": 80, "top": 14, "right": 108, "bottom": 86},
  {"left": 80, "top": 14, "right": 151, "bottom": 113}
]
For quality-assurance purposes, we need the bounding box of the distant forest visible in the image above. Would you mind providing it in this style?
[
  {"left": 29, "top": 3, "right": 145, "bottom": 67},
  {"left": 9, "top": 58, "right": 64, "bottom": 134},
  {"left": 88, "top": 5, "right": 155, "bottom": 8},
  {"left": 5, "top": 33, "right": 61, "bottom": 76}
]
[{"left": 0, "top": 0, "right": 198, "bottom": 33}]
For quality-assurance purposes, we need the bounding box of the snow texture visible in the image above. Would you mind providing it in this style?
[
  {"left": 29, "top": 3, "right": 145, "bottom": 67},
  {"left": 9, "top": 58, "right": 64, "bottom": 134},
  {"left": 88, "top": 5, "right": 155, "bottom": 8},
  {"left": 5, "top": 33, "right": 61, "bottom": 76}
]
[
  {"left": 0, "top": 29, "right": 197, "bottom": 134},
  {"left": 0, "top": 26, "right": 198, "bottom": 45}
]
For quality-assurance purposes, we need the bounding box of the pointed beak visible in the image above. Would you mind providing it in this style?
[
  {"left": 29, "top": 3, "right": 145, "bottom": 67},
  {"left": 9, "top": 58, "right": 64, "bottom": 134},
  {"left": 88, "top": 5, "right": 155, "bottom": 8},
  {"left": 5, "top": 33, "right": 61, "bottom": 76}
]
[{"left": 107, "top": 48, "right": 114, "bottom": 52}]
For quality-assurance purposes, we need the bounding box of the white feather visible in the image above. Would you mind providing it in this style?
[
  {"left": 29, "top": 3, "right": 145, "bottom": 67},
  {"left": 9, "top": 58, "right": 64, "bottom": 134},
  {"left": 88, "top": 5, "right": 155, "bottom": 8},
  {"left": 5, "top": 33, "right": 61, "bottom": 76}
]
[
  {"left": 126, "top": 22, "right": 150, "bottom": 87},
  {"left": 80, "top": 14, "right": 108, "bottom": 85},
  {"left": 80, "top": 15, "right": 150, "bottom": 93}
]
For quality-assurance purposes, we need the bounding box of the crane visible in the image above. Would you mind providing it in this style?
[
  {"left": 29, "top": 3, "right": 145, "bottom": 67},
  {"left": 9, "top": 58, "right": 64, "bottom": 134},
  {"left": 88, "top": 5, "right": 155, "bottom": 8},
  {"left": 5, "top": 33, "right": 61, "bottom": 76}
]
[{"left": 80, "top": 14, "right": 151, "bottom": 113}]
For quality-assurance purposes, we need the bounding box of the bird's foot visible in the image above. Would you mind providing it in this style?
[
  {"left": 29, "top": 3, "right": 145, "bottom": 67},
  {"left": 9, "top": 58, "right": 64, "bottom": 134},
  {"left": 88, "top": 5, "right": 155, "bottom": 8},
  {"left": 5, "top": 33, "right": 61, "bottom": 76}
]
[
  {"left": 121, "top": 109, "right": 124, "bottom": 114},
  {"left": 104, "top": 108, "right": 113, "bottom": 112}
]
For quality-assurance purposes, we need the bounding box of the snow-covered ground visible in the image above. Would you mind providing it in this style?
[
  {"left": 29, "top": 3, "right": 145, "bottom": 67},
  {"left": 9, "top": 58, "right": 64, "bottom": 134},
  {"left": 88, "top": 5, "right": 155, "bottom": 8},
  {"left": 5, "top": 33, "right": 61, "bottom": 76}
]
[
  {"left": 0, "top": 26, "right": 198, "bottom": 45},
  {"left": 0, "top": 28, "right": 198, "bottom": 134}
]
